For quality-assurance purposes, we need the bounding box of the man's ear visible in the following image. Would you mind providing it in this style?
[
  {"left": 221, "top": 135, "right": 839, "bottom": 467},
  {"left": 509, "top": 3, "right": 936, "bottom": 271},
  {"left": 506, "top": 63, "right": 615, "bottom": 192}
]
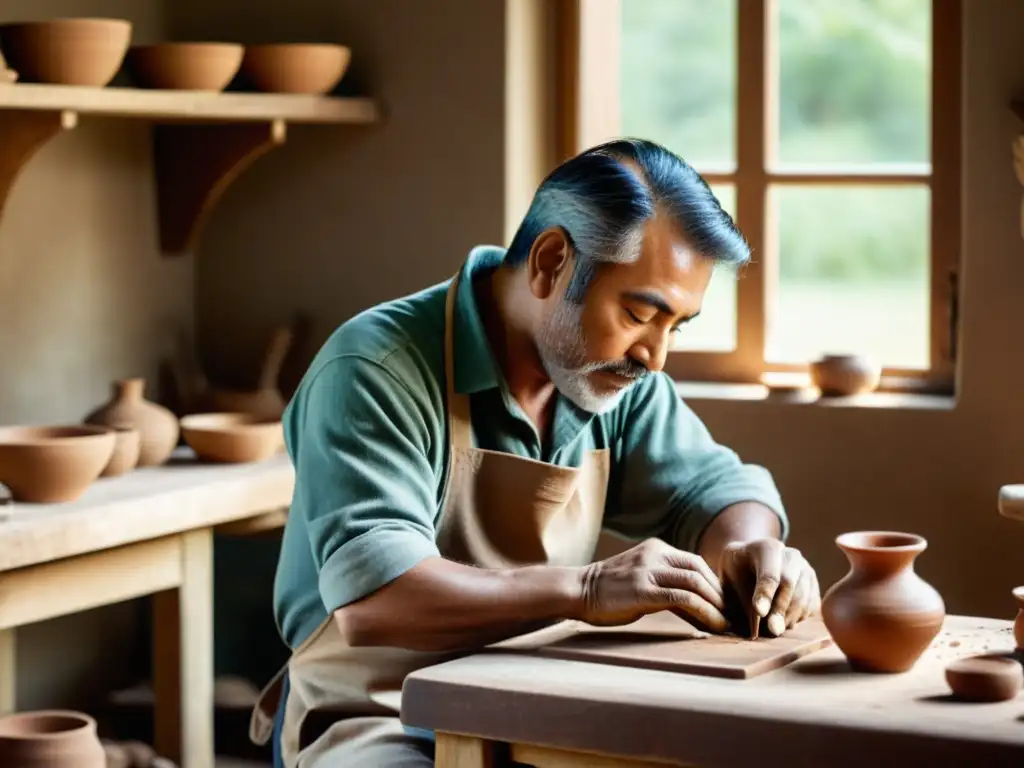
[{"left": 526, "top": 227, "right": 573, "bottom": 300}]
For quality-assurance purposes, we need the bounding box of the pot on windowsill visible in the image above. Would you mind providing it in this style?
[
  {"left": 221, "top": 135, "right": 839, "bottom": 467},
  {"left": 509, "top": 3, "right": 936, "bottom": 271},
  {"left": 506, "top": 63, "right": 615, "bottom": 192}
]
[{"left": 809, "top": 354, "right": 881, "bottom": 396}]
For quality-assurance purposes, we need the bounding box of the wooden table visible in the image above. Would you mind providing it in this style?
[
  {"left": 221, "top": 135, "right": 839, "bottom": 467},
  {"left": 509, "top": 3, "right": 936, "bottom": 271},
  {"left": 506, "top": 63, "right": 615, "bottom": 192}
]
[
  {"left": 402, "top": 616, "right": 1024, "bottom": 767},
  {"left": 0, "top": 447, "right": 293, "bottom": 768}
]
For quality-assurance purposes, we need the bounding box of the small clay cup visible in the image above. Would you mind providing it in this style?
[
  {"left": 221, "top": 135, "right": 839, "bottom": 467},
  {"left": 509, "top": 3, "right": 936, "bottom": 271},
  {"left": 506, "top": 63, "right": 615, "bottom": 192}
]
[
  {"left": 0, "top": 710, "right": 105, "bottom": 767},
  {"left": 240, "top": 43, "right": 350, "bottom": 94},
  {"left": 809, "top": 354, "right": 881, "bottom": 396},
  {"left": 0, "top": 18, "right": 131, "bottom": 87},
  {"left": 126, "top": 42, "right": 243, "bottom": 91},
  {"left": 99, "top": 425, "right": 141, "bottom": 478},
  {"left": 0, "top": 426, "right": 115, "bottom": 503},
  {"left": 1012, "top": 586, "right": 1024, "bottom": 651},
  {"left": 180, "top": 412, "right": 284, "bottom": 463},
  {"left": 945, "top": 654, "right": 1023, "bottom": 702}
]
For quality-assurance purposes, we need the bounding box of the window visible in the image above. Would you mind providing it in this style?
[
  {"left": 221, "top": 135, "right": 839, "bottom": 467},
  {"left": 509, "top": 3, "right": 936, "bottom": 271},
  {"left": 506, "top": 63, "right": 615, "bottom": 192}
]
[{"left": 560, "top": 0, "right": 961, "bottom": 393}]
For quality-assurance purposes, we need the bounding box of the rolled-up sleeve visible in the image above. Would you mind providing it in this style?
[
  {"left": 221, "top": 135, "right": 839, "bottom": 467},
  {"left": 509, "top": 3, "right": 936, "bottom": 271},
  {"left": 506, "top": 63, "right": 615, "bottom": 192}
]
[
  {"left": 604, "top": 373, "right": 788, "bottom": 552},
  {"left": 290, "top": 355, "right": 441, "bottom": 613}
]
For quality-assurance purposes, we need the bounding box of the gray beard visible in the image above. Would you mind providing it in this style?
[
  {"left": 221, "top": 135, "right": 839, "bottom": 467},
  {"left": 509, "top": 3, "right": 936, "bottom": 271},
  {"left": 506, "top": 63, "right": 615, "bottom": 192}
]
[{"left": 535, "top": 299, "right": 631, "bottom": 414}]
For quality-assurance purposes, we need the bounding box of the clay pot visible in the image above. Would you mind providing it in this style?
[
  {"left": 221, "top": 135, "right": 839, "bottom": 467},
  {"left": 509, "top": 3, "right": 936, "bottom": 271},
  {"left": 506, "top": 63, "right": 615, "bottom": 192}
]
[
  {"left": 99, "top": 425, "right": 141, "bottom": 478},
  {"left": 84, "top": 379, "right": 179, "bottom": 467},
  {"left": 180, "top": 412, "right": 284, "bottom": 463},
  {"left": 1013, "top": 586, "right": 1024, "bottom": 651},
  {"left": 0, "top": 18, "right": 131, "bottom": 87},
  {"left": 0, "top": 710, "right": 105, "bottom": 767},
  {"left": 241, "top": 43, "right": 350, "bottom": 94},
  {"left": 809, "top": 354, "right": 881, "bottom": 396},
  {"left": 126, "top": 42, "right": 243, "bottom": 91},
  {"left": 945, "top": 654, "right": 1023, "bottom": 702},
  {"left": 0, "top": 426, "right": 115, "bottom": 503},
  {"left": 822, "top": 531, "right": 945, "bottom": 673}
]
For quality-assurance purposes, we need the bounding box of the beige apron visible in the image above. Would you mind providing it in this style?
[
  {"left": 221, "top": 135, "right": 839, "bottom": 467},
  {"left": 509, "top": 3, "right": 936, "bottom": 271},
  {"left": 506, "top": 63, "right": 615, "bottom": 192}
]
[{"left": 250, "top": 267, "right": 610, "bottom": 766}]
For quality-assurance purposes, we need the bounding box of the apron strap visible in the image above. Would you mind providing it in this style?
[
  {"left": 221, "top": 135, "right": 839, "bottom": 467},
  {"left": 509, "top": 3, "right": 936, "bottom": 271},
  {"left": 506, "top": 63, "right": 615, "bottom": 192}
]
[{"left": 443, "top": 271, "right": 473, "bottom": 452}]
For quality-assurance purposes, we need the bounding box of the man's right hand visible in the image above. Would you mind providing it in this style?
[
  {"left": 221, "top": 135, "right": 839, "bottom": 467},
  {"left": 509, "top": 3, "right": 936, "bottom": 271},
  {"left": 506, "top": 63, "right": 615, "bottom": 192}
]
[{"left": 574, "top": 538, "right": 729, "bottom": 632}]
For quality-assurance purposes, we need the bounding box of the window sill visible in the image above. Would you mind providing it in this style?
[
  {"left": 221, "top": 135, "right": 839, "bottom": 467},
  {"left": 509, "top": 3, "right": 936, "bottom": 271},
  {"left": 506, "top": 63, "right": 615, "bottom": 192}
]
[{"left": 674, "top": 381, "right": 955, "bottom": 411}]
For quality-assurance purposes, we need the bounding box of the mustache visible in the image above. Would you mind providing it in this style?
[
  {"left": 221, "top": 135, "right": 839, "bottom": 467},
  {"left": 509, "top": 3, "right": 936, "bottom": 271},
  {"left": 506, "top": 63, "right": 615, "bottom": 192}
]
[{"left": 583, "top": 358, "right": 649, "bottom": 380}]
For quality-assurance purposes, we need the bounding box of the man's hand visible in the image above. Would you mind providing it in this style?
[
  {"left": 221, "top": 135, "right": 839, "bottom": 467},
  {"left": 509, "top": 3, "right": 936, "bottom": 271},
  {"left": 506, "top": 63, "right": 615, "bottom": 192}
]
[
  {"left": 575, "top": 538, "right": 730, "bottom": 633},
  {"left": 719, "top": 538, "right": 820, "bottom": 637}
]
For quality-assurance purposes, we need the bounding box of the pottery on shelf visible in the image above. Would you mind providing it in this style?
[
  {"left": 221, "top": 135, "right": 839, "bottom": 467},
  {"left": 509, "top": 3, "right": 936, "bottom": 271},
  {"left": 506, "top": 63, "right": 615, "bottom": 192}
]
[
  {"left": 821, "top": 531, "right": 945, "bottom": 673},
  {"left": 0, "top": 426, "right": 115, "bottom": 503},
  {"left": 945, "top": 654, "right": 1024, "bottom": 703},
  {"left": 84, "top": 378, "right": 179, "bottom": 467},
  {"left": 180, "top": 412, "right": 284, "bottom": 463},
  {"left": 0, "top": 710, "right": 105, "bottom": 767},
  {"left": 809, "top": 354, "right": 881, "bottom": 396},
  {"left": 241, "top": 43, "right": 350, "bottom": 94},
  {"left": 0, "top": 18, "right": 131, "bottom": 87},
  {"left": 99, "top": 425, "right": 141, "bottom": 478},
  {"left": 126, "top": 42, "right": 244, "bottom": 91}
]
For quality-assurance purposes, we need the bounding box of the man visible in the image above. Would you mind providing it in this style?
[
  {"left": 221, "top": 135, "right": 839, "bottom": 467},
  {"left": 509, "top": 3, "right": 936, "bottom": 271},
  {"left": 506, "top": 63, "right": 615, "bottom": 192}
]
[{"left": 251, "top": 138, "right": 820, "bottom": 767}]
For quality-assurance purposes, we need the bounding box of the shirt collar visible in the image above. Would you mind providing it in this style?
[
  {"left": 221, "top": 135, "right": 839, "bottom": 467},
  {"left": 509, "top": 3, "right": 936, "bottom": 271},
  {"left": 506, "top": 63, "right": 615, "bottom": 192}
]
[{"left": 452, "top": 245, "right": 506, "bottom": 394}]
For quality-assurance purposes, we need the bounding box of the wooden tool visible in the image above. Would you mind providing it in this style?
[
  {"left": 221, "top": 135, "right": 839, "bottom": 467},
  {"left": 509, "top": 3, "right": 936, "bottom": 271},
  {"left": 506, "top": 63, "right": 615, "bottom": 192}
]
[{"left": 491, "top": 611, "right": 832, "bottom": 679}]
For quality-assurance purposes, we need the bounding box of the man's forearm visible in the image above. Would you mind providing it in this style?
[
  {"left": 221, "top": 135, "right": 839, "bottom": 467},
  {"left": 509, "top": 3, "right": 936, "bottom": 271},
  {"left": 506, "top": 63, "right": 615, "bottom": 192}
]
[
  {"left": 697, "top": 501, "right": 783, "bottom": 576},
  {"left": 334, "top": 556, "right": 583, "bottom": 652}
]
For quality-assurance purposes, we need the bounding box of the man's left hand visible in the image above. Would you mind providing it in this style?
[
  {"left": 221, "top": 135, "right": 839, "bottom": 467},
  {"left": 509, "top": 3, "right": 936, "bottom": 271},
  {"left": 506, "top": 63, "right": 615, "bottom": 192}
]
[{"left": 719, "top": 538, "right": 820, "bottom": 637}]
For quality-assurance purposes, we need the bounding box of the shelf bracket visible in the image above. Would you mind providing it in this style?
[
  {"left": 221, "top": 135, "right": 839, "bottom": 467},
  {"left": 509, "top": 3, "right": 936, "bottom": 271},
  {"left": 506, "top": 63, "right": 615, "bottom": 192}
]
[
  {"left": 153, "top": 119, "right": 287, "bottom": 256},
  {"left": 0, "top": 109, "right": 77, "bottom": 223}
]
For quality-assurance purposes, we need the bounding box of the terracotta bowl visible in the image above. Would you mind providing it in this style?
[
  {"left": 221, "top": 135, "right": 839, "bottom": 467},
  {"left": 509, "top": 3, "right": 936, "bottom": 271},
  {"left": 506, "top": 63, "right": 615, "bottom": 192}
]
[
  {"left": 240, "top": 43, "right": 350, "bottom": 94},
  {"left": 180, "top": 413, "right": 284, "bottom": 464},
  {"left": 0, "top": 425, "right": 115, "bottom": 503},
  {"left": 98, "top": 425, "right": 140, "bottom": 478},
  {"left": 809, "top": 354, "right": 881, "bottom": 396},
  {"left": 126, "top": 42, "right": 243, "bottom": 91},
  {"left": 0, "top": 18, "right": 131, "bottom": 87}
]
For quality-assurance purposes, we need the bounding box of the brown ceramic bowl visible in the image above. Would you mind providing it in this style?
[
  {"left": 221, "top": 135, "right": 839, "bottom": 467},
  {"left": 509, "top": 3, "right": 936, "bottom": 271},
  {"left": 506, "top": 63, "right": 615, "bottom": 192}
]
[
  {"left": 98, "top": 425, "right": 140, "bottom": 478},
  {"left": 180, "top": 413, "right": 284, "bottom": 464},
  {"left": 0, "top": 425, "right": 115, "bottom": 503},
  {"left": 945, "top": 654, "right": 1023, "bottom": 702},
  {"left": 240, "top": 43, "right": 350, "bottom": 94},
  {"left": 126, "top": 42, "right": 243, "bottom": 91},
  {"left": 0, "top": 18, "right": 131, "bottom": 86}
]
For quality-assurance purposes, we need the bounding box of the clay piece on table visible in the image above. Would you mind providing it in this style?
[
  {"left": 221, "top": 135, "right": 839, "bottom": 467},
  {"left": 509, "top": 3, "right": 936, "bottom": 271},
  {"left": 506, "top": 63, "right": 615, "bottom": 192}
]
[
  {"left": 0, "top": 710, "right": 105, "bottom": 767},
  {"left": 1013, "top": 586, "right": 1024, "bottom": 652},
  {"left": 821, "top": 531, "right": 945, "bottom": 673},
  {"left": 179, "top": 412, "right": 284, "bottom": 464},
  {"left": 84, "top": 378, "right": 179, "bottom": 467},
  {"left": 0, "top": 426, "right": 115, "bottom": 503},
  {"left": 945, "top": 654, "right": 1023, "bottom": 702}
]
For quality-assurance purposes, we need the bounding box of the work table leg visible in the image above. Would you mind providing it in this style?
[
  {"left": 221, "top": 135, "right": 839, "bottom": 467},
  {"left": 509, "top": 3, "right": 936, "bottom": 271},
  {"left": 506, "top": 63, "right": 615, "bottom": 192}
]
[
  {"left": 0, "top": 628, "right": 13, "bottom": 715},
  {"left": 153, "top": 529, "right": 214, "bottom": 768},
  {"left": 435, "top": 733, "right": 496, "bottom": 767}
]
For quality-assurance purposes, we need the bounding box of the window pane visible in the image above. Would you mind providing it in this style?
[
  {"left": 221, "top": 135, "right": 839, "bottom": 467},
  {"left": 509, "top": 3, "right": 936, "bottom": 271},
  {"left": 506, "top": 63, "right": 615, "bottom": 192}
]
[
  {"left": 775, "top": 0, "right": 931, "bottom": 167},
  {"left": 671, "top": 184, "right": 737, "bottom": 352},
  {"left": 767, "top": 185, "right": 930, "bottom": 368},
  {"left": 620, "top": 0, "right": 736, "bottom": 170}
]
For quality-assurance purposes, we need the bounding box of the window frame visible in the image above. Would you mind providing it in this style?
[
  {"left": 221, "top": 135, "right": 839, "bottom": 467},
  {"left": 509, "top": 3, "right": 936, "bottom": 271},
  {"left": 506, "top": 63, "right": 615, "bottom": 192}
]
[{"left": 558, "top": 0, "right": 962, "bottom": 395}]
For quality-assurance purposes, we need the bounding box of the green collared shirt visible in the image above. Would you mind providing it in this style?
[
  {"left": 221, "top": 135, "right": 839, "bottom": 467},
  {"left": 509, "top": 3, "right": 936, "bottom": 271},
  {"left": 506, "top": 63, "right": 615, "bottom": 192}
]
[{"left": 273, "top": 246, "right": 787, "bottom": 648}]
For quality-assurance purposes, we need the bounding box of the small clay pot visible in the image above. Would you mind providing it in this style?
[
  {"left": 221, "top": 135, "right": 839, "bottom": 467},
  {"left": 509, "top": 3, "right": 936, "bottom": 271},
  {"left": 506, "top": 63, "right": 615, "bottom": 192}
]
[
  {"left": 240, "top": 43, "right": 350, "bottom": 94},
  {"left": 945, "top": 654, "right": 1023, "bottom": 702},
  {"left": 809, "top": 354, "right": 881, "bottom": 396},
  {"left": 180, "top": 412, "right": 284, "bottom": 463},
  {"left": 0, "top": 710, "right": 105, "bottom": 767},
  {"left": 822, "top": 531, "right": 945, "bottom": 673},
  {"left": 1013, "top": 586, "right": 1024, "bottom": 651},
  {"left": 0, "top": 426, "right": 115, "bottom": 503},
  {"left": 126, "top": 42, "right": 243, "bottom": 91},
  {"left": 99, "top": 425, "right": 141, "bottom": 478},
  {"left": 84, "top": 378, "right": 179, "bottom": 467},
  {"left": 0, "top": 18, "right": 131, "bottom": 87}
]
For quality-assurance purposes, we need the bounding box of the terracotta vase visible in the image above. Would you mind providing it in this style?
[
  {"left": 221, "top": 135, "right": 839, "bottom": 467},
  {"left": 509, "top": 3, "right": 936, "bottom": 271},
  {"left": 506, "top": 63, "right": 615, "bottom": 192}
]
[
  {"left": 822, "top": 531, "right": 945, "bottom": 673},
  {"left": 1013, "top": 586, "right": 1024, "bottom": 651},
  {"left": 84, "top": 378, "right": 179, "bottom": 467},
  {"left": 0, "top": 710, "right": 105, "bottom": 767}
]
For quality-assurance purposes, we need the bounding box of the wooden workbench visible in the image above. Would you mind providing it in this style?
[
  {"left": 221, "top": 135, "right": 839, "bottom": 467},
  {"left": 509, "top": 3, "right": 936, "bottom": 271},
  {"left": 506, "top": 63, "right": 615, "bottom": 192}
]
[
  {"left": 0, "top": 447, "right": 294, "bottom": 768},
  {"left": 402, "top": 616, "right": 1024, "bottom": 767}
]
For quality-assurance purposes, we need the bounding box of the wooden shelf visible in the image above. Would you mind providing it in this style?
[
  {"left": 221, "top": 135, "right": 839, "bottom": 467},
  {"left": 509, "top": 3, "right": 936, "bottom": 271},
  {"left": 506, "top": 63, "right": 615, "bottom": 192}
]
[
  {"left": 0, "top": 447, "right": 294, "bottom": 572},
  {"left": 0, "top": 84, "right": 379, "bottom": 254}
]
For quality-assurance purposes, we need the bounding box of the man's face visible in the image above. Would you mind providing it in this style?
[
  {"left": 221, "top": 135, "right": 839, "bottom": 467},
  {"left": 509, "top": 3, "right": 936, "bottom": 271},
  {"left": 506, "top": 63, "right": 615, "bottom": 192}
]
[{"left": 535, "top": 215, "right": 715, "bottom": 413}]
